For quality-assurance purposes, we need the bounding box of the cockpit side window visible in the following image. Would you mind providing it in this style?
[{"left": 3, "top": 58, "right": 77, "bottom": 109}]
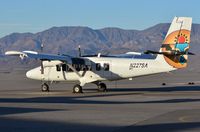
[
  {"left": 62, "top": 64, "right": 67, "bottom": 71},
  {"left": 56, "top": 65, "right": 61, "bottom": 71},
  {"left": 66, "top": 65, "right": 73, "bottom": 72}
]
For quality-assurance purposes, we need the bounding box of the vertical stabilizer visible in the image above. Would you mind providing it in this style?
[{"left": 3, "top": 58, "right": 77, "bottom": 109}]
[{"left": 160, "top": 17, "right": 192, "bottom": 68}]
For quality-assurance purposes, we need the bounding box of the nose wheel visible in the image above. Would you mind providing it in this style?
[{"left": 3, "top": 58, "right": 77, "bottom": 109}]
[
  {"left": 73, "top": 84, "right": 83, "bottom": 93},
  {"left": 41, "top": 83, "right": 49, "bottom": 92}
]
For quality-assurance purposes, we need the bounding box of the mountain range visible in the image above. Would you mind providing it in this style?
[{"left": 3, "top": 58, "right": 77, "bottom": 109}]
[{"left": 0, "top": 23, "right": 200, "bottom": 70}]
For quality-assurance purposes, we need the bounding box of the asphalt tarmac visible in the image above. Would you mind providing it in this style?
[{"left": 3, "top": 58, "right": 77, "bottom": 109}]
[{"left": 0, "top": 71, "right": 200, "bottom": 132}]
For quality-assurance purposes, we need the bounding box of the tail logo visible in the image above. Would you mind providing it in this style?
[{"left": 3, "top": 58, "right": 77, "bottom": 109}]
[{"left": 162, "top": 29, "right": 190, "bottom": 68}]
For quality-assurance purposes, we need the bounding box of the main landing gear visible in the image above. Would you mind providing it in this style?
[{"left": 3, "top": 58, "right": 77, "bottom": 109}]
[
  {"left": 72, "top": 82, "right": 107, "bottom": 94},
  {"left": 97, "top": 83, "right": 107, "bottom": 92}
]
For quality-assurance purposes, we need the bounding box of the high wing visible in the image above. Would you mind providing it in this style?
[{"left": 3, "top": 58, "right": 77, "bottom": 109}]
[
  {"left": 5, "top": 50, "right": 73, "bottom": 63},
  {"left": 82, "top": 52, "right": 156, "bottom": 59}
]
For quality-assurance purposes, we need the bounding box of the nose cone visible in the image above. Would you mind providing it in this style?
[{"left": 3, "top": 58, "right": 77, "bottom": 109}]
[
  {"left": 26, "top": 70, "right": 32, "bottom": 79},
  {"left": 26, "top": 68, "right": 41, "bottom": 80}
]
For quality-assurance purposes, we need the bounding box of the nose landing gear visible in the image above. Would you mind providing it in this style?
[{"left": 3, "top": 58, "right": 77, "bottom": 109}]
[
  {"left": 73, "top": 84, "right": 83, "bottom": 93},
  {"left": 41, "top": 83, "right": 49, "bottom": 92}
]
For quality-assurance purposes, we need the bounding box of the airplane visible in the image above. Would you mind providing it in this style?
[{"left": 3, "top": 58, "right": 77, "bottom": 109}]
[{"left": 5, "top": 17, "right": 193, "bottom": 93}]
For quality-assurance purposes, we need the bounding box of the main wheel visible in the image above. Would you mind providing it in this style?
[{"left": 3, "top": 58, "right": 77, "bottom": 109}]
[
  {"left": 41, "top": 83, "right": 49, "bottom": 92},
  {"left": 98, "top": 83, "right": 107, "bottom": 92},
  {"left": 73, "top": 84, "right": 83, "bottom": 93}
]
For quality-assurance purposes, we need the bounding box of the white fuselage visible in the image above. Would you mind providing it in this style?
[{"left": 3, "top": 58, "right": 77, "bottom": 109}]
[{"left": 26, "top": 54, "right": 176, "bottom": 85}]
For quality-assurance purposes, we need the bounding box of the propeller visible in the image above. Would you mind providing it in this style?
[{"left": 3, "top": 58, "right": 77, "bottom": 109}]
[
  {"left": 78, "top": 45, "right": 82, "bottom": 57},
  {"left": 40, "top": 42, "right": 44, "bottom": 74}
]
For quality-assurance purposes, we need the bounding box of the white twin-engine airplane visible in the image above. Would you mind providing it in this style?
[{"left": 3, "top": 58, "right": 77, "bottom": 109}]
[{"left": 5, "top": 17, "right": 193, "bottom": 93}]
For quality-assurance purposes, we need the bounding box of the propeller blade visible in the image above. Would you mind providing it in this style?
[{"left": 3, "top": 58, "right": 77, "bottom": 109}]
[
  {"left": 40, "top": 42, "right": 44, "bottom": 74},
  {"left": 41, "top": 61, "right": 44, "bottom": 74},
  {"left": 78, "top": 45, "right": 82, "bottom": 57}
]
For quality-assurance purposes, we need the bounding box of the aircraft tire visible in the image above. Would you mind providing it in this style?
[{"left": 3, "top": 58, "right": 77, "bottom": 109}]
[
  {"left": 98, "top": 83, "right": 107, "bottom": 92},
  {"left": 41, "top": 83, "right": 49, "bottom": 92},
  {"left": 73, "top": 85, "right": 83, "bottom": 93}
]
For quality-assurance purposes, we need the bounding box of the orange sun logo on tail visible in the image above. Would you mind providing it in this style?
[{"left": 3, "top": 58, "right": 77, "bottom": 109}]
[{"left": 162, "top": 29, "right": 190, "bottom": 68}]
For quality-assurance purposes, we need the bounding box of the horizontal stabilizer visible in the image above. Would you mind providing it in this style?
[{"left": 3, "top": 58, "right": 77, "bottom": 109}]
[{"left": 144, "top": 50, "right": 195, "bottom": 56}]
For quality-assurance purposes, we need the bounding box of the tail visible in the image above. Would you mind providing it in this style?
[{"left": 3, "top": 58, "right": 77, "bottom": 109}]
[{"left": 159, "top": 17, "right": 192, "bottom": 69}]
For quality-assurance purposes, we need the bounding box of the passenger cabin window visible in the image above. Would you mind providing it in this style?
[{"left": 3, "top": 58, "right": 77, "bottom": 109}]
[
  {"left": 87, "top": 65, "right": 92, "bottom": 71},
  {"left": 58, "top": 63, "right": 92, "bottom": 72},
  {"left": 96, "top": 63, "right": 101, "bottom": 71},
  {"left": 62, "top": 64, "right": 67, "bottom": 71},
  {"left": 104, "top": 63, "right": 110, "bottom": 71},
  {"left": 56, "top": 65, "right": 61, "bottom": 71}
]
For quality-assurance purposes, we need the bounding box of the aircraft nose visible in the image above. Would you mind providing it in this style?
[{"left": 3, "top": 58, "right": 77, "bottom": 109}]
[
  {"left": 26, "top": 68, "right": 41, "bottom": 80},
  {"left": 26, "top": 70, "right": 33, "bottom": 79}
]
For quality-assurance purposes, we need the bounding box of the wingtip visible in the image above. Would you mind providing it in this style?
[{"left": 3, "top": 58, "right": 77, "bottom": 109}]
[{"left": 5, "top": 51, "right": 20, "bottom": 55}]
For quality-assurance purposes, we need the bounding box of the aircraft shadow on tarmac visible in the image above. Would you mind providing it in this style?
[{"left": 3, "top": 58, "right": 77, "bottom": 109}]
[
  {"left": 107, "top": 85, "right": 200, "bottom": 92},
  {"left": 0, "top": 115, "right": 200, "bottom": 132},
  {"left": 0, "top": 106, "right": 62, "bottom": 116},
  {"left": 0, "top": 116, "right": 118, "bottom": 132},
  {"left": 0, "top": 85, "right": 200, "bottom": 105},
  {"left": 115, "top": 122, "right": 200, "bottom": 132},
  {"left": 0, "top": 86, "right": 200, "bottom": 131}
]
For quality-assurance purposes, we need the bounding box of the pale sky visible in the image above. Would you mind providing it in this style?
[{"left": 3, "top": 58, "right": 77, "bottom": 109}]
[{"left": 0, "top": 0, "right": 199, "bottom": 37}]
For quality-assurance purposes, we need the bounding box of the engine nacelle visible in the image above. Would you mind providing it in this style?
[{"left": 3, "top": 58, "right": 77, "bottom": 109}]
[{"left": 43, "top": 60, "right": 63, "bottom": 67}]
